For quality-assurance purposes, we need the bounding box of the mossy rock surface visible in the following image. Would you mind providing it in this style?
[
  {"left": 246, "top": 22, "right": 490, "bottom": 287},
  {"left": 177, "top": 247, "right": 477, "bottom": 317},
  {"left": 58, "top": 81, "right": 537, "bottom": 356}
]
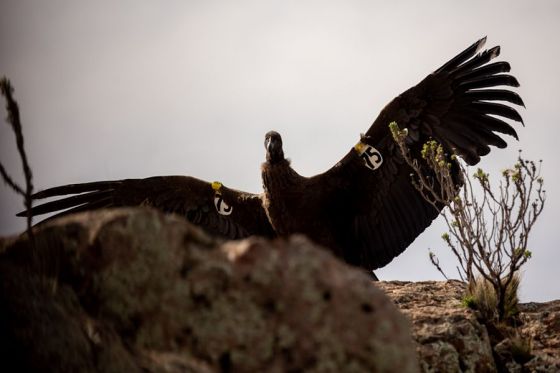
[{"left": 0, "top": 208, "right": 418, "bottom": 372}]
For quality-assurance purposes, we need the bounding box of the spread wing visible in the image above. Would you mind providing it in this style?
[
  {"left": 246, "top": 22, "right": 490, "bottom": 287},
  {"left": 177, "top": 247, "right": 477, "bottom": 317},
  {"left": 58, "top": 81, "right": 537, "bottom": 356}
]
[
  {"left": 315, "top": 37, "right": 524, "bottom": 270},
  {"left": 18, "top": 176, "right": 275, "bottom": 239}
]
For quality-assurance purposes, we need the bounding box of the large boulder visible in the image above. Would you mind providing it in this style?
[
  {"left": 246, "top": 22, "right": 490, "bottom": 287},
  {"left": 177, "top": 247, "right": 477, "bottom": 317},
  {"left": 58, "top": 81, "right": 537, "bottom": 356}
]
[{"left": 0, "top": 208, "right": 418, "bottom": 372}]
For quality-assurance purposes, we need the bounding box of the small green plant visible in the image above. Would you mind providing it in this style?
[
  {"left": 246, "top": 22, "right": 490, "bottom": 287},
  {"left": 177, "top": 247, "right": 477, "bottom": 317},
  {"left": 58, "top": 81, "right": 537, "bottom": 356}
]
[
  {"left": 390, "top": 122, "right": 546, "bottom": 322},
  {"left": 467, "top": 274, "right": 520, "bottom": 322},
  {"left": 461, "top": 294, "right": 476, "bottom": 309}
]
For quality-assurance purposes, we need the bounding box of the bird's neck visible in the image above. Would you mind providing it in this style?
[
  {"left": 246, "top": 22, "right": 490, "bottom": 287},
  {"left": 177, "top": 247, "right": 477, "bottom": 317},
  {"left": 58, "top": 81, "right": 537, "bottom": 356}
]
[
  {"left": 266, "top": 149, "right": 284, "bottom": 163},
  {"left": 261, "top": 159, "right": 304, "bottom": 235},
  {"left": 261, "top": 159, "right": 302, "bottom": 193}
]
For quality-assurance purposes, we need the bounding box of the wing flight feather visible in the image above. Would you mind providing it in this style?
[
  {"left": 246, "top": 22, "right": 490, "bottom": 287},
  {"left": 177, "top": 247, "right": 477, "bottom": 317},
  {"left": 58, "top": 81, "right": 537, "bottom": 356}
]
[
  {"left": 19, "top": 176, "right": 274, "bottom": 239},
  {"left": 318, "top": 37, "right": 523, "bottom": 269}
]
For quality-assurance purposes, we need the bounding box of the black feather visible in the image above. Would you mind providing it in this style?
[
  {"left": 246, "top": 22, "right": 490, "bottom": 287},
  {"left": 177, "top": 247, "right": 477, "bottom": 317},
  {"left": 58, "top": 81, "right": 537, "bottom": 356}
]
[
  {"left": 469, "top": 101, "right": 524, "bottom": 123},
  {"left": 462, "top": 90, "right": 525, "bottom": 107},
  {"left": 460, "top": 114, "right": 519, "bottom": 140},
  {"left": 458, "top": 75, "right": 520, "bottom": 90},
  {"left": 436, "top": 37, "right": 487, "bottom": 73},
  {"left": 456, "top": 61, "right": 511, "bottom": 81},
  {"left": 17, "top": 190, "right": 113, "bottom": 216},
  {"left": 42, "top": 197, "right": 114, "bottom": 222},
  {"left": 453, "top": 46, "right": 501, "bottom": 75},
  {"left": 32, "top": 181, "right": 119, "bottom": 199}
]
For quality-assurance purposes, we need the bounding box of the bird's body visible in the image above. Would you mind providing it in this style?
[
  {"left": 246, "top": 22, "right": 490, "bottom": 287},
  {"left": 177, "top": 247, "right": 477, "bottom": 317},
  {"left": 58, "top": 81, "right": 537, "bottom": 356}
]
[
  {"left": 20, "top": 37, "right": 524, "bottom": 273},
  {"left": 261, "top": 159, "right": 344, "bottom": 256}
]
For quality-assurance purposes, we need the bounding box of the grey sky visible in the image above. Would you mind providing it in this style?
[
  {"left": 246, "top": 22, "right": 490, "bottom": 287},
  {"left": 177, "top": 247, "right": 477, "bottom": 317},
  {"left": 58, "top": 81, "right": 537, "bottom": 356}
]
[{"left": 1, "top": 0, "right": 559, "bottom": 301}]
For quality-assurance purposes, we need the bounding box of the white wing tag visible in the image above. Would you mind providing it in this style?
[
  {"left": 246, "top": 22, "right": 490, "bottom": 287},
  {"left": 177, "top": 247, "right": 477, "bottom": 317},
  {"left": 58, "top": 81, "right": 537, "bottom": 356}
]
[
  {"left": 211, "top": 181, "right": 233, "bottom": 216},
  {"left": 355, "top": 142, "right": 383, "bottom": 170},
  {"left": 214, "top": 194, "right": 233, "bottom": 215}
]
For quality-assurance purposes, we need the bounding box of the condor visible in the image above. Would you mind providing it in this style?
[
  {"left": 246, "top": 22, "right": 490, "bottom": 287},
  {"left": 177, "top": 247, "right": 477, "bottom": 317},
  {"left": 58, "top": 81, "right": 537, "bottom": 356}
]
[{"left": 20, "top": 37, "right": 523, "bottom": 274}]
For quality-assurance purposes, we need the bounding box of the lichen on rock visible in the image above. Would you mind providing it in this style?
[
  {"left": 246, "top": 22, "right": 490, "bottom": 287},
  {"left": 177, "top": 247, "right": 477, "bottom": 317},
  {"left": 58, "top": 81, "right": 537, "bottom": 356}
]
[
  {"left": 2, "top": 208, "right": 558, "bottom": 372},
  {"left": 0, "top": 208, "right": 418, "bottom": 372}
]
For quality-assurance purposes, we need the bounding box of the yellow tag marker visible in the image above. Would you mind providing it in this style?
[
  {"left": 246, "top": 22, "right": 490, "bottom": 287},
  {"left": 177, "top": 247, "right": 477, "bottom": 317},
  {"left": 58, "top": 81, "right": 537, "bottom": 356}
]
[
  {"left": 211, "top": 181, "right": 223, "bottom": 193},
  {"left": 211, "top": 181, "right": 233, "bottom": 216},
  {"left": 354, "top": 142, "right": 366, "bottom": 153},
  {"left": 354, "top": 139, "right": 383, "bottom": 171}
]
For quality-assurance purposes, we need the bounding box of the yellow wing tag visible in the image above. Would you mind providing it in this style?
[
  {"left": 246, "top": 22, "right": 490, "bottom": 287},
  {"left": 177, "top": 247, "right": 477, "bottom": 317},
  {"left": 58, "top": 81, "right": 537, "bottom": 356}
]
[
  {"left": 211, "top": 181, "right": 233, "bottom": 216},
  {"left": 354, "top": 142, "right": 383, "bottom": 170},
  {"left": 211, "top": 181, "right": 223, "bottom": 191}
]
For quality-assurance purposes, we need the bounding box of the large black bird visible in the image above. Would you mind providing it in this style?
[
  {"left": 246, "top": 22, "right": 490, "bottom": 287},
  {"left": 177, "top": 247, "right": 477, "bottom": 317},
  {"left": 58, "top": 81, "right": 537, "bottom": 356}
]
[{"left": 19, "top": 37, "right": 523, "bottom": 272}]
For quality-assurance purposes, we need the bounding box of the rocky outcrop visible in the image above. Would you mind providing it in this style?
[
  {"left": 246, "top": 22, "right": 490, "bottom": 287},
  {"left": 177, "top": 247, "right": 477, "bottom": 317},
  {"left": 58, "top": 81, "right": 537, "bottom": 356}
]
[
  {"left": 378, "top": 281, "right": 560, "bottom": 373},
  {"left": 379, "top": 281, "right": 496, "bottom": 372},
  {"left": 0, "top": 208, "right": 418, "bottom": 373},
  {"left": 1, "top": 207, "right": 558, "bottom": 372},
  {"left": 517, "top": 300, "right": 560, "bottom": 372}
]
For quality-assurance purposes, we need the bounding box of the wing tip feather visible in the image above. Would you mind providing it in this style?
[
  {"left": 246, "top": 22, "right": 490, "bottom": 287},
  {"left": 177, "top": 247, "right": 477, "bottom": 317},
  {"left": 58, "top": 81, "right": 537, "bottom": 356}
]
[{"left": 476, "top": 36, "right": 488, "bottom": 52}]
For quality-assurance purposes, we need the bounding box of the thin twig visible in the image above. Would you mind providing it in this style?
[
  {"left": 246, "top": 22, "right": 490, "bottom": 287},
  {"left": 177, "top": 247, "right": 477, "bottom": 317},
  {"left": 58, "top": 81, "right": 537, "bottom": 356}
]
[
  {"left": 390, "top": 123, "right": 546, "bottom": 321},
  {"left": 1, "top": 77, "right": 34, "bottom": 243}
]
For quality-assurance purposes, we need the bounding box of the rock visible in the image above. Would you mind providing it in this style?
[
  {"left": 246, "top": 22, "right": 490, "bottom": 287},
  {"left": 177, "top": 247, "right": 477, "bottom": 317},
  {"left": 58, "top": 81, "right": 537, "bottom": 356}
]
[
  {"left": 518, "top": 301, "right": 560, "bottom": 371},
  {"left": 3, "top": 208, "right": 558, "bottom": 372},
  {"left": 378, "top": 281, "right": 497, "bottom": 373},
  {"left": 0, "top": 208, "right": 418, "bottom": 373},
  {"left": 523, "top": 355, "right": 560, "bottom": 373},
  {"left": 378, "top": 281, "right": 560, "bottom": 373},
  {"left": 493, "top": 339, "right": 522, "bottom": 373}
]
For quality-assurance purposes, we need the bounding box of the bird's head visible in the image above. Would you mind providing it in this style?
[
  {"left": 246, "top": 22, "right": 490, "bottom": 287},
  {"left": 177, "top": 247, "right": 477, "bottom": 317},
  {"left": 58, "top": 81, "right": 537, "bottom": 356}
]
[{"left": 264, "top": 130, "right": 285, "bottom": 164}]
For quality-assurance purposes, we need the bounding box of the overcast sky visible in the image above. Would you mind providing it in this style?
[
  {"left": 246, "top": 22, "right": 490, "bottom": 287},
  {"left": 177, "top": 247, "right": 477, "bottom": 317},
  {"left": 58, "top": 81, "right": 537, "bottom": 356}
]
[{"left": 1, "top": 0, "right": 559, "bottom": 302}]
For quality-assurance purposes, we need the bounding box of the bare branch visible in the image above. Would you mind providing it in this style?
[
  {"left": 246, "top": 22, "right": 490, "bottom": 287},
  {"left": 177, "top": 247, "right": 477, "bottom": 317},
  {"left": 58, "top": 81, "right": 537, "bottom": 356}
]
[
  {"left": 1, "top": 77, "right": 34, "bottom": 242},
  {"left": 390, "top": 122, "right": 546, "bottom": 322}
]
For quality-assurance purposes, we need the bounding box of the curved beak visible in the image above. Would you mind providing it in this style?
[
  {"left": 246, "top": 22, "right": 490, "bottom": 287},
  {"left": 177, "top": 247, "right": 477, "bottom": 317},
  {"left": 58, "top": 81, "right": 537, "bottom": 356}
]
[
  {"left": 265, "top": 137, "right": 272, "bottom": 152},
  {"left": 265, "top": 136, "right": 279, "bottom": 153}
]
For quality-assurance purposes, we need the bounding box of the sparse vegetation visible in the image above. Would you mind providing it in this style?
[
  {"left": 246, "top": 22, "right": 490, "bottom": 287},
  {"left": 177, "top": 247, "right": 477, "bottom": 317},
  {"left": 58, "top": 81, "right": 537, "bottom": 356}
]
[
  {"left": 461, "top": 294, "right": 476, "bottom": 309},
  {"left": 390, "top": 121, "right": 546, "bottom": 323},
  {"left": 389, "top": 121, "right": 544, "bottom": 365},
  {"left": 510, "top": 331, "right": 533, "bottom": 364},
  {"left": 464, "top": 274, "right": 521, "bottom": 322}
]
